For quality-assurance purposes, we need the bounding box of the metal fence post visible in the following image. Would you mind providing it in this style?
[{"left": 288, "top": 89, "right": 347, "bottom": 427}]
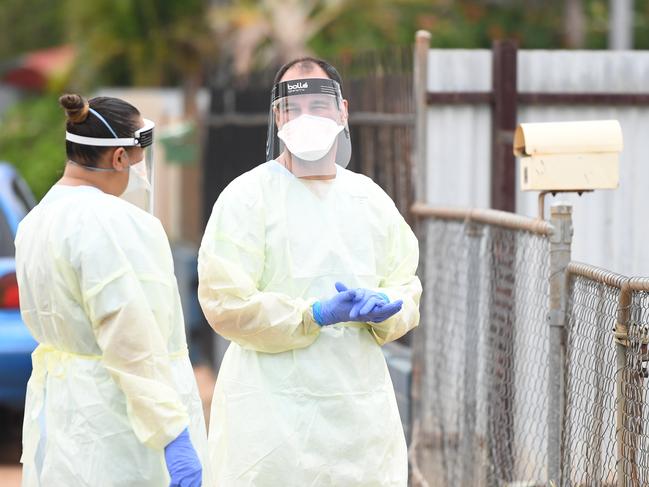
[
  {"left": 409, "top": 30, "right": 431, "bottom": 487},
  {"left": 586, "top": 285, "right": 607, "bottom": 481},
  {"left": 615, "top": 284, "right": 631, "bottom": 487},
  {"left": 461, "top": 221, "right": 484, "bottom": 486},
  {"left": 413, "top": 30, "right": 430, "bottom": 210},
  {"left": 491, "top": 39, "right": 518, "bottom": 212},
  {"left": 548, "top": 203, "right": 573, "bottom": 485}
]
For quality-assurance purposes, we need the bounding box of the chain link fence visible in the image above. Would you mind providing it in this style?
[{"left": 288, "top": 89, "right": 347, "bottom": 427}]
[
  {"left": 563, "top": 265, "right": 649, "bottom": 487},
  {"left": 562, "top": 265, "right": 622, "bottom": 486},
  {"left": 625, "top": 286, "right": 649, "bottom": 484},
  {"left": 410, "top": 203, "right": 649, "bottom": 486},
  {"left": 411, "top": 206, "right": 555, "bottom": 487}
]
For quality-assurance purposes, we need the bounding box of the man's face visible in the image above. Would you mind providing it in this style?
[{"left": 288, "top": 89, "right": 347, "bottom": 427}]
[
  {"left": 275, "top": 65, "right": 348, "bottom": 129},
  {"left": 275, "top": 94, "right": 341, "bottom": 127}
]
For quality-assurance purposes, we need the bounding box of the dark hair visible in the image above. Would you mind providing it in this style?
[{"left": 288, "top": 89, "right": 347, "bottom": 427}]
[
  {"left": 273, "top": 57, "right": 343, "bottom": 92},
  {"left": 59, "top": 94, "right": 141, "bottom": 167}
]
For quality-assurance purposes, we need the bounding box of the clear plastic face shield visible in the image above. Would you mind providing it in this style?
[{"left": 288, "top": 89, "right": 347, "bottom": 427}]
[
  {"left": 65, "top": 118, "right": 155, "bottom": 213},
  {"left": 266, "top": 78, "right": 351, "bottom": 178}
]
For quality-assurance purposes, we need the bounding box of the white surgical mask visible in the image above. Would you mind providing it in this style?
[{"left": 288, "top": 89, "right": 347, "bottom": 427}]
[
  {"left": 120, "top": 160, "right": 152, "bottom": 212},
  {"left": 277, "top": 114, "right": 344, "bottom": 161}
]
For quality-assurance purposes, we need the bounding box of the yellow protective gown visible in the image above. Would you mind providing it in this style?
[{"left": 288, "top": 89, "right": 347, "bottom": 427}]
[
  {"left": 15, "top": 185, "right": 208, "bottom": 487},
  {"left": 198, "top": 161, "right": 421, "bottom": 486}
]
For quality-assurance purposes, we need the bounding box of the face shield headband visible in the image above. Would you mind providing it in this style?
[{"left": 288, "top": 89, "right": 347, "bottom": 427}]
[{"left": 65, "top": 115, "right": 155, "bottom": 149}]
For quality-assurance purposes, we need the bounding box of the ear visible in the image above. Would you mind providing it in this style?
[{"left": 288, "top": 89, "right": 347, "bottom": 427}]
[
  {"left": 111, "top": 147, "right": 129, "bottom": 172},
  {"left": 273, "top": 105, "right": 282, "bottom": 128},
  {"left": 341, "top": 99, "right": 349, "bottom": 123}
]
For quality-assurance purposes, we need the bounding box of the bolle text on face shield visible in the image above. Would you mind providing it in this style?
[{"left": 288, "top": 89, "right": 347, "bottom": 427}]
[
  {"left": 65, "top": 118, "right": 156, "bottom": 213},
  {"left": 266, "top": 78, "right": 351, "bottom": 178}
]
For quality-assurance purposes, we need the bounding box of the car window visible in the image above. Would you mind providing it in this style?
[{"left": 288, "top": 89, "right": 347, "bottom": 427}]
[
  {"left": 11, "top": 176, "right": 36, "bottom": 218},
  {"left": 0, "top": 208, "right": 14, "bottom": 257}
]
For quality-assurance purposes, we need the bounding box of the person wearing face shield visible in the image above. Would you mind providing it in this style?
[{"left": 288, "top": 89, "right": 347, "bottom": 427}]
[
  {"left": 198, "top": 58, "right": 421, "bottom": 486},
  {"left": 15, "top": 94, "right": 207, "bottom": 487}
]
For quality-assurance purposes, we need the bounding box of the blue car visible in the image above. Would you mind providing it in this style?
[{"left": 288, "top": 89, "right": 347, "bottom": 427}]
[{"left": 0, "top": 162, "right": 37, "bottom": 410}]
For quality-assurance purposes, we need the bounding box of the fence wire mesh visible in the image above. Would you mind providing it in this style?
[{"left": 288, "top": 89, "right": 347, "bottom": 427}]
[
  {"left": 562, "top": 274, "right": 620, "bottom": 486},
  {"left": 414, "top": 210, "right": 649, "bottom": 486},
  {"left": 558, "top": 268, "right": 649, "bottom": 487},
  {"left": 418, "top": 216, "right": 550, "bottom": 486}
]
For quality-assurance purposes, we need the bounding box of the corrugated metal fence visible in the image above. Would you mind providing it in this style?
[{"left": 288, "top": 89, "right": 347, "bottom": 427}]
[{"left": 418, "top": 39, "right": 649, "bottom": 276}]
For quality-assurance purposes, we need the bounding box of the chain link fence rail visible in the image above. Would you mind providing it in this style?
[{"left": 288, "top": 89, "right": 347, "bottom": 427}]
[{"left": 410, "top": 204, "right": 557, "bottom": 487}]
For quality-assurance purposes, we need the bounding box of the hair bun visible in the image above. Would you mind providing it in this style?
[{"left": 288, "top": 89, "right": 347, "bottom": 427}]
[{"left": 59, "top": 94, "right": 89, "bottom": 124}]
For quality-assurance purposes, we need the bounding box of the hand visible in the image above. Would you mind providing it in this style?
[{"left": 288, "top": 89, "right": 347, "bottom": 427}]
[
  {"left": 312, "top": 282, "right": 358, "bottom": 326},
  {"left": 164, "top": 428, "right": 202, "bottom": 487},
  {"left": 361, "top": 300, "right": 403, "bottom": 323},
  {"left": 338, "top": 284, "right": 404, "bottom": 323}
]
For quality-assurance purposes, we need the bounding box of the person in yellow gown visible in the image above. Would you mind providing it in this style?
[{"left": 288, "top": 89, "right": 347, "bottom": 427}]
[
  {"left": 16, "top": 94, "right": 207, "bottom": 487},
  {"left": 199, "top": 58, "right": 421, "bottom": 486}
]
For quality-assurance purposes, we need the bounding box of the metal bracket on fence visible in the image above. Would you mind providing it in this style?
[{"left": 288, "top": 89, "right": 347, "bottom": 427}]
[
  {"left": 614, "top": 322, "right": 630, "bottom": 347},
  {"left": 615, "top": 284, "right": 632, "bottom": 348},
  {"left": 548, "top": 309, "right": 566, "bottom": 329},
  {"left": 538, "top": 190, "right": 592, "bottom": 220},
  {"left": 615, "top": 319, "right": 649, "bottom": 369}
]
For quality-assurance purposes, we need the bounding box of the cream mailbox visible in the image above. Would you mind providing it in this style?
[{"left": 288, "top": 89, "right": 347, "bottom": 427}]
[{"left": 514, "top": 120, "right": 622, "bottom": 192}]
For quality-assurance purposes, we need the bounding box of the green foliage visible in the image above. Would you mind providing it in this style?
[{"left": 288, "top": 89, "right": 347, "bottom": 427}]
[
  {"left": 0, "top": 0, "right": 65, "bottom": 61},
  {"left": 634, "top": 0, "right": 649, "bottom": 48},
  {"left": 1, "top": 0, "right": 649, "bottom": 200},
  {"left": 311, "top": 0, "right": 562, "bottom": 57},
  {"left": 311, "top": 0, "right": 649, "bottom": 59},
  {"left": 0, "top": 95, "right": 65, "bottom": 200},
  {"left": 64, "top": 0, "right": 214, "bottom": 89}
]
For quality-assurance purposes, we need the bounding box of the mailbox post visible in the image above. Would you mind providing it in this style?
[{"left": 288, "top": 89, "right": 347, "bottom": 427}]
[{"left": 514, "top": 119, "right": 622, "bottom": 484}]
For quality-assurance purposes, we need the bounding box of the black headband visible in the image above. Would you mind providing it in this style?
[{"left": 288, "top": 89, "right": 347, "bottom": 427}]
[{"left": 271, "top": 78, "right": 341, "bottom": 103}]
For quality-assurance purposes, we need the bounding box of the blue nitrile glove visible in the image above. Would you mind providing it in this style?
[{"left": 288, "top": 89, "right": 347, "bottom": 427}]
[
  {"left": 312, "top": 282, "right": 358, "bottom": 326},
  {"left": 164, "top": 428, "right": 202, "bottom": 487},
  {"left": 362, "top": 300, "right": 404, "bottom": 323},
  {"left": 337, "top": 284, "right": 404, "bottom": 323}
]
